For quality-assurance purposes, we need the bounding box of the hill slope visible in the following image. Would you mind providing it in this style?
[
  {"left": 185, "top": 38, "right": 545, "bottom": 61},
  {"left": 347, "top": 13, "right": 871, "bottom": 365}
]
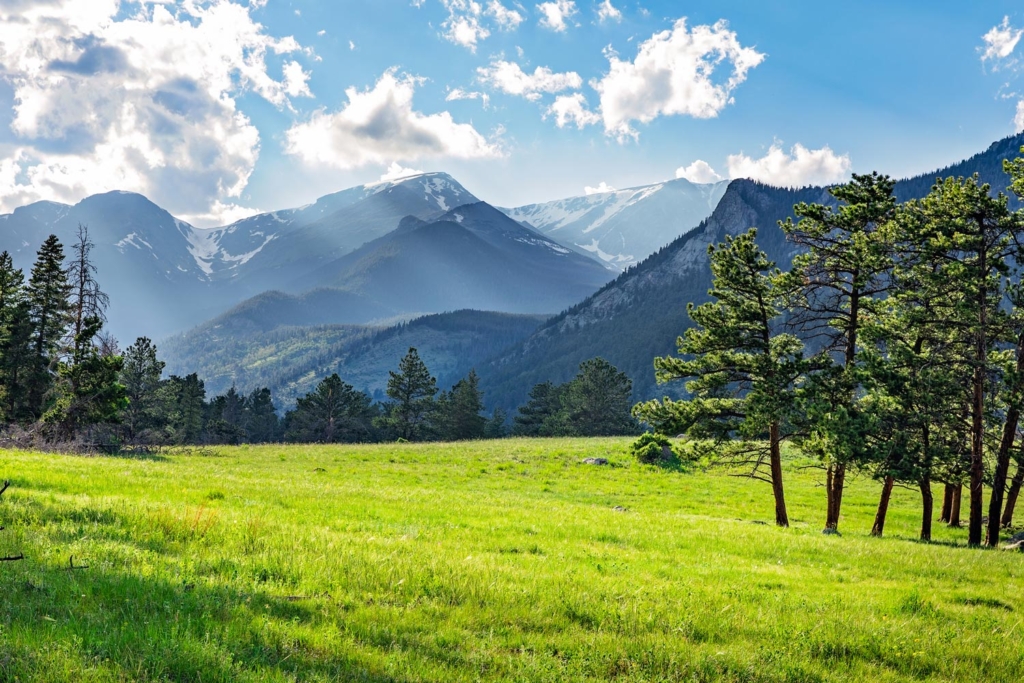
[
  {"left": 478, "top": 133, "right": 1024, "bottom": 412},
  {"left": 162, "top": 310, "right": 547, "bottom": 408}
]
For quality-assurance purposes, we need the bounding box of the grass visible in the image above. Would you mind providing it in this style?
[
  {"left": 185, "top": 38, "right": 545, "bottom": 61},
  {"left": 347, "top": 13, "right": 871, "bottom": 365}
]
[{"left": 0, "top": 438, "right": 1022, "bottom": 682}]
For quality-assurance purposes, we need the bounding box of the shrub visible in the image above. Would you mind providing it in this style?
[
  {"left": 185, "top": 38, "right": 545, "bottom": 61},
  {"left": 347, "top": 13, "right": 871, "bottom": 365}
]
[{"left": 631, "top": 433, "right": 678, "bottom": 464}]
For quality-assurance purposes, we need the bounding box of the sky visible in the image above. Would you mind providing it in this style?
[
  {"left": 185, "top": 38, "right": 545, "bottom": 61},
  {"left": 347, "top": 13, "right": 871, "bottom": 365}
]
[{"left": 1, "top": 1, "right": 1024, "bottom": 227}]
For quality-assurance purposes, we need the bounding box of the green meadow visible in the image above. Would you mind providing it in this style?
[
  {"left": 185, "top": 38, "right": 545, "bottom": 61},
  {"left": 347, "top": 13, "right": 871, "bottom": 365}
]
[{"left": 0, "top": 439, "right": 1021, "bottom": 682}]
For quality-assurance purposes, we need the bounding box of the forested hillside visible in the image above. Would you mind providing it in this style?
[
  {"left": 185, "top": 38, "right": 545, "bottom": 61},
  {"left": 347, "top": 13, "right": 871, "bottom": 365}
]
[
  {"left": 478, "top": 133, "right": 1024, "bottom": 412},
  {"left": 163, "top": 310, "right": 546, "bottom": 408}
]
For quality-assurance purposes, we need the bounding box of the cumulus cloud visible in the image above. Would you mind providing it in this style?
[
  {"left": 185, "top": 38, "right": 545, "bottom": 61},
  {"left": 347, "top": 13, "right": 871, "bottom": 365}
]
[
  {"left": 537, "top": 1, "right": 577, "bottom": 32},
  {"left": 477, "top": 60, "right": 582, "bottom": 101},
  {"left": 0, "top": 0, "right": 311, "bottom": 226},
  {"left": 440, "top": 0, "right": 489, "bottom": 51},
  {"left": 285, "top": 70, "right": 503, "bottom": 170},
  {"left": 0, "top": 0, "right": 313, "bottom": 227},
  {"left": 596, "top": 0, "right": 622, "bottom": 23},
  {"left": 487, "top": 1, "right": 524, "bottom": 30},
  {"left": 380, "top": 162, "right": 426, "bottom": 182},
  {"left": 725, "top": 143, "right": 851, "bottom": 187},
  {"left": 592, "top": 18, "right": 765, "bottom": 140},
  {"left": 981, "top": 16, "right": 1022, "bottom": 68},
  {"left": 547, "top": 93, "right": 602, "bottom": 129},
  {"left": 675, "top": 160, "right": 724, "bottom": 184},
  {"left": 584, "top": 181, "right": 616, "bottom": 195}
]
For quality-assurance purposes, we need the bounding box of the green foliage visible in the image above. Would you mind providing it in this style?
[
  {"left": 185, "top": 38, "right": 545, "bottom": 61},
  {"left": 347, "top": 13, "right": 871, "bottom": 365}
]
[
  {"left": 514, "top": 359, "right": 637, "bottom": 437},
  {"left": 434, "top": 369, "right": 487, "bottom": 441},
  {"left": 630, "top": 432, "right": 679, "bottom": 464},
  {"left": 284, "top": 374, "right": 376, "bottom": 443},
  {"left": 379, "top": 347, "right": 438, "bottom": 441}
]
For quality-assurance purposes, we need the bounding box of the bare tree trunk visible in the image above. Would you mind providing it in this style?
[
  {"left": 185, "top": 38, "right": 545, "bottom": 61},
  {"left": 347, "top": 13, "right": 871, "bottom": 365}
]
[
  {"left": 871, "top": 477, "right": 895, "bottom": 537},
  {"left": 969, "top": 365, "right": 986, "bottom": 546},
  {"left": 1002, "top": 460, "right": 1024, "bottom": 528},
  {"left": 940, "top": 483, "right": 954, "bottom": 523},
  {"left": 949, "top": 484, "right": 962, "bottom": 528},
  {"left": 920, "top": 477, "right": 933, "bottom": 541},
  {"left": 769, "top": 422, "right": 789, "bottom": 527}
]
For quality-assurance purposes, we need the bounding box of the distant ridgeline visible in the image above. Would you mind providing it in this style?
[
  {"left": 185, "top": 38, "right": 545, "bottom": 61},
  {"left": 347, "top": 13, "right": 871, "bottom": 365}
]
[{"left": 475, "top": 132, "right": 1024, "bottom": 413}]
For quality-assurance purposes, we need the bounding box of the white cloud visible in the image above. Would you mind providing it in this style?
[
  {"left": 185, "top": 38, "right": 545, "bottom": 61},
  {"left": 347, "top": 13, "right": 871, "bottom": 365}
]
[
  {"left": 446, "top": 87, "right": 491, "bottom": 108},
  {"left": 477, "top": 60, "right": 582, "bottom": 101},
  {"left": 380, "top": 162, "right": 426, "bottom": 182},
  {"left": 0, "top": 0, "right": 311, "bottom": 226},
  {"left": 487, "top": 1, "right": 524, "bottom": 30},
  {"left": 592, "top": 18, "right": 765, "bottom": 140},
  {"left": 285, "top": 70, "right": 503, "bottom": 170},
  {"left": 441, "top": 0, "right": 490, "bottom": 51},
  {"left": 584, "top": 181, "right": 615, "bottom": 195},
  {"left": 981, "top": 16, "right": 1022, "bottom": 68},
  {"left": 537, "top": 1, "right": 577, "bottom": 32},
  {"left": 596, "top": 0, "right": 621, "bottom": 23},
  {"left": 725, "top": 143, "right": 851, "bottom": 187},
  {"left": 675, "top": 160, "right": 723, "bottom": 183},
  {"left": 547, "top": 93, "right": 601, "bottom": 129},
  {"left": 349, "top": 40, "right": 357, "bottom": 50},
  {"left": 1016, "top": 100, "right": 1024, "bottom": 132}
]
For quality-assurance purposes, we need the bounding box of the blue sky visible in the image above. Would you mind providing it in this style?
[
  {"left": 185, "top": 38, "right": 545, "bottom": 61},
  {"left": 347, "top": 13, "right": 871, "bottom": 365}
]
[{"left": 1, "top": 1, "right": 1023, "bottom": 226}]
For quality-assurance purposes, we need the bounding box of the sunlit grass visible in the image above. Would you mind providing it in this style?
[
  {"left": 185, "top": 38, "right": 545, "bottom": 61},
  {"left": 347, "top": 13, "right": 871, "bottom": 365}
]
[{"left": 0, "top": 439, "right": 1021, "bottom": 682}]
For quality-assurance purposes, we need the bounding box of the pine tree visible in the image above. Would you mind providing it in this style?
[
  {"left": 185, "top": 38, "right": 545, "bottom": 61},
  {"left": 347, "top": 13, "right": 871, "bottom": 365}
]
[
  {"left": 66, "top": 225, "right": 109, "bottom": 349},
  {"left": 244, "top": 387, "right": 280, "bottom": 443},
  {"left": 436, "top": 370, "right": 487, "bottom": 441},
  {"left": 25, "top": 235, "right": 73, "bottom": 416},
  {"left": 285, "top": 374, "right": 375, "bottom": 443},
  {"left": 513, "top": 381, "right": 566, "bottom": 436},
  {"left": 634, "top": 229, "right": 805, "bottom": 526},
  {"left": 0, "top": 252, "right": 31, "bottom": 421},
  {"left": 562, "top": 358, "right": 636, "bottom": 437},
  {"left": 780, "top": 173, "right": 898, "bottom": 533},
  {"left": 906, "top": 174, "right": 1021, "bottom": 546},
  {"left": 119, "top": 337, "right": 166, "bottom": 443},
  {"left": 168, "top": 374, "right": 206, "bottom": 444},
  {"left": 380, "top": 348, "right": 437, "bottom": 441}
]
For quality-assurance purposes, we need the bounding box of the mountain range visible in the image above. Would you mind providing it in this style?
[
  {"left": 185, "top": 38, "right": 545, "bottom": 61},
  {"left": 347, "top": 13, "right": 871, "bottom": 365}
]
[{"left": 3, "top": 133, "right": 1023, "bottom": 415}]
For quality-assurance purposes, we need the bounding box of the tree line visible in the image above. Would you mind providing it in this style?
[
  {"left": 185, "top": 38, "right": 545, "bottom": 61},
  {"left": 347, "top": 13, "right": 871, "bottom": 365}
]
[
  {"left": 0, "top": 236, "right": 637, "bottom": 447},
  {"left": 635, "top": 150, "right": 1024, "bottom": 548}
]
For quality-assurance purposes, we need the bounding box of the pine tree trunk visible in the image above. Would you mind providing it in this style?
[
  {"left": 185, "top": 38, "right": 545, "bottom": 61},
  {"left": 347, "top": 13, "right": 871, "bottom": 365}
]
[
  {"left": 919, "top": 477, "right": 933, "bottom": 541},
  {"left": 940, "top": 483, "right": 954, "bottom": 523},
  {"left": 824, "top": 463, "right": 846, "bottom": 532},
  {"left": 949, "top": 484, "right": 962, "bottom": 528},
  {"left": 769, "top": 422, "right": 789, "bottom": 527},
  {"left": 1002, "top": 460, "right": 1024, "bottom": 528},
  {"left": 969, "top": 364, "right": 986, "bottom": 546},
  {"left": 871, "top": 476, "right": 895, "bottom": 537},
  {"left": 987, "top": 336, "right": 1024, "bottom": 545}
]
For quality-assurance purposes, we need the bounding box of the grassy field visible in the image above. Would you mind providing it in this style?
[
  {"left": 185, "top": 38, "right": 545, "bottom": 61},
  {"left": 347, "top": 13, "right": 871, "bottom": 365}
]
[{"left": 0, "top": 439, "right": 1021, "bottom": 682}]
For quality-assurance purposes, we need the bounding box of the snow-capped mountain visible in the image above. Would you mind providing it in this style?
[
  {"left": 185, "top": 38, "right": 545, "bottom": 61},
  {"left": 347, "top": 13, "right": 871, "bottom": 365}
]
[{"left": 502, "top": 177, "right": 730, "bottom": 270}]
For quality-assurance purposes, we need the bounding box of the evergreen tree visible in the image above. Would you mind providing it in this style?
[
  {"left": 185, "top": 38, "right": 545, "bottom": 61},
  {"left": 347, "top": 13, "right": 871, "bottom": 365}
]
[
  {"left": 0, "top": 252, "right": 32, "bottom": 421},
  {"left": 780, "top": 173, "right": 898, "bottom": 532},
  {"left": 119, "top": 337, "right": 166, "bottom": 443},
  {"left": 562, "top": 358, "right": 636, "bottom": 437},
  {"left": 44, "top": 316, "right": 126, "bottom": 439},
  {"left": 634, "top": 229, "right": 805, "bottom": 526},
  {"left": 284, "top": 374, "right": 375, "bottom": 443},
  {"left": 435, "top": 369, "right": 486, "bottom": 441},
  {"left": 244, "top": 387, "right": 280, "bottom": 443},
  {"left": 513, "top": 381, "right": 565, "bottom": 436},
  {"left": 25, "top": 235, "right": 73, "bottom": 416},
  {"left": 906, "top": 174, "right": 1021, "bottom": 546},
  {"left": 206, "top": 387, "right": 247, "bottom": 444},
  {"left": 484, "top": 408, "right": 508, "bottom": 439},
  {"left": 167, "top": 374, "right": 206, "bottom": 444},
  {"left": 380, "top": 348, "right": 437, "bottom": 441}
]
